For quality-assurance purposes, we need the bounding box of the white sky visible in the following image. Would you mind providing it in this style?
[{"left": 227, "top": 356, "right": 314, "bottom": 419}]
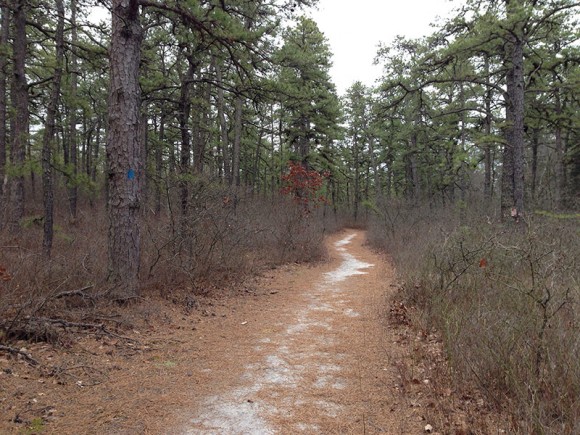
[{"left": 308, "top": 0, "right": 462, "bottom": 94}]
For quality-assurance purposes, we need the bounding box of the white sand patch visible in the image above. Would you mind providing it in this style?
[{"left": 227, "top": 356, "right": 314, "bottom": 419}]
[
  {"left": 324, "top": 252, "right": 374, "bottom": 284},
  {"left": 296, "top": 423, "right": 320, "bottom": 432},
  {"left": 186, "top": 386, "right": 271, "bottom": 435},
  {"left": 315, "top": 399, "right": 342, "bottom": 417},
  {"left": 308, "top": 302, "right": 335, "bottom": 312},
  {"left": 263, "top": 355, "right": 297, "bottom": 385},
  {"left": 344, "top": 308, "right": 360, "bottom": 317},
  {"left": 335, "top": 233, "right": 357, "bottom": 247}
]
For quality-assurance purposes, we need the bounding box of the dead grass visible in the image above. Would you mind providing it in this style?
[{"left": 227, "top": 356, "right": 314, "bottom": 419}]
[{"left": 368, "top": 199, "right": 580, "bottom": 434}]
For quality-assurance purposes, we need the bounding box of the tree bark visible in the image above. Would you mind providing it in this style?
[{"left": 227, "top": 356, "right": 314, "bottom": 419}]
[
  {"left": 0, "top": 5, "right": 8, "bottom": 209},
  {"left": 511, "top": 37, "right": 525, "bottom": 220},
  {"left": 41, "top": 0, "right": 65, "bottom": 257},
  {"left": 482, "top": 55, "right": 493, "bottom": 202},
  {"left": 179, "top": 57, "right": 194, "bottom": 227},
  {"left": 67, "top": 0, "right": 79, "bottom": 219},
  {"left": 502, "top": 0, "right": 525, "bottom": 222},
  {"left": 232, "top": 95, "right": 242, "bottom": 187},
  {"left": 155, "top": 114, "right": 165, "bottom": 214},
  {"left": 214, "top": 58, "right": 230, "bottom": 183},
  {"left": 8, "top": 0, "right": 28, "bottom": 233},
  {"left": 353, "top": 130, "right": 360, "bottom": 221},
  {"left": 106, "top": 0, "right": 143, "bottom": 299},
  {"left": 553, "top": 79, "right": 566, "bottom": 209},
  {"left": 530, "top": 128, "right": 539, "bottom": 204}
]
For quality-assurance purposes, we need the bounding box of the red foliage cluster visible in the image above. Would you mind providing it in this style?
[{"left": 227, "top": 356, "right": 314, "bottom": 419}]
[{"left": 280, "top": 162, "right": 329, "bottom": 207}]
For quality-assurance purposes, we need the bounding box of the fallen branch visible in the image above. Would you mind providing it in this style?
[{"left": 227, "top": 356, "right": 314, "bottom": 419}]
[
  {"left": 37, "top": 318, "right": 138, "bottom": 343},
  {"left": 54, "top": 285, "right": 95, "bottom": 299},
  {"left": 0, "top": 345, "right": 39, "bottom": 366}
]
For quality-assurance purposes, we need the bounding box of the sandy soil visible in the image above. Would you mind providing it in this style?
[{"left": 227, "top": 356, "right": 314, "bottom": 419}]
[{"left": 1, "top": 230, "right": 505, "bottom": 434}]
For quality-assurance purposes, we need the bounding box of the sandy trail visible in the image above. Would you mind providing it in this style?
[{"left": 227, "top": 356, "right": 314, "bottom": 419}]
[
  {"left": 179, "top": 230, "right": 422, "bottom": 434},
  {"left": 0, "top": 230, "right": 503, "bottom": 434}
]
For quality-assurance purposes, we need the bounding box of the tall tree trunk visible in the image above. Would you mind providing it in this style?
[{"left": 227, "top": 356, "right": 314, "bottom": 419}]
[
  {"left": 179, "top": 58, "right": 194, "bottom": 228},
  {"left": 353, "top": 132, "right": 360, "bottom": 221},
  {"left": 502, "top": 0, "right": 525, "bottom": 222},
  {"left": 41, "top": 0, "right": 65, "bottom": 257},
  {"left": 8, "top": 0, "right": 28, "bottom": 233},
  {"left": 511, "top": 37, "right": 525, "bottom": 220},
  {"left": 155, "top": 114, "right": 165, "bottom": 214},
  {"left": 406, "top": 134, "right": 420, "bottom": 202},
  {"left": 553, "top": 79, "right": 566, "bottom": 209},
  {"left": 214, "top": 58, "right": 230, "bottom": 182},
  {"left": 192, "top": 80, "right": 206, "bottom": 175},
  {"left": 501, "top": 62, "right": 515, "bottom": 221},
  {"left": 106, "top": 0, "right": 143, "bottom": 299},
  {"left": 232, "top": 95, "right": 242, "bottom": 187},
  {"left": 67, "top": 0, "right": 79, "bottom": 218},
  {"left": 91, "top": 121, "right": 101, "bottom": 183},
  {"left": 252, "top": 131, "right": 263, "bottom": 191},
  {"left": 369, "top": 136, "right": 381, "bottom": 199},
  {"left": 0, "top": 5, "right": 9, "bottom": 226},
  {"left": 530, "top": 128, "right": 539, "bottom": 205},
  {"left": 482, "top": 56, "right": 494, "bottom": 201}
]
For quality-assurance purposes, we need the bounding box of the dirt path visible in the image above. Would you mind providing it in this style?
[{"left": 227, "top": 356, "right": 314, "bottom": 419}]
[
  {"left": 176, "top": 230, "right": 425, "bottom": 434},
  {"left": 2, "top": 230, "right": 500, "bottom": 434}
]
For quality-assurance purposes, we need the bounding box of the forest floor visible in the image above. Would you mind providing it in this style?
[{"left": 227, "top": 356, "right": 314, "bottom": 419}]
[{"left": 0, "top": 230, "right": 507, "bottom": 434}]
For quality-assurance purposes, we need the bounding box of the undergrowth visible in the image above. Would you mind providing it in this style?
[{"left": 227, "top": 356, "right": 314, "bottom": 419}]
[
  {"left": 368, "top": 199, "right": 580, "bottom": 434},
  {"left": 0, "top": 184, "right": 346, "bottom": 344}
]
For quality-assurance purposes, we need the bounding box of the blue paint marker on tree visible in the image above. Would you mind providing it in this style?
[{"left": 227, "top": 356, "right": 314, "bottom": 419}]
[{"left": 127, "top": 169, "right": 135, "bottom": 180}]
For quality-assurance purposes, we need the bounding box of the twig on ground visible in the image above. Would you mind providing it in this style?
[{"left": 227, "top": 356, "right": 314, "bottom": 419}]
[
  {"left": 37, "top": 318, "right": 139, "bottom": 343},
  {"left": 54, "top": 285, "right": 95, "bottom": 299},
  {"left": 0, "top": 345, "right": 39, "bottom": 366}
]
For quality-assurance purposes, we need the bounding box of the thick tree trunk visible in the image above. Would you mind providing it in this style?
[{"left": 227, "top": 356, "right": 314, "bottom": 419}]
[
  {"left": 0, "top": 6, "right": 8, "bottom": 207},
  {"left": 511, "top": 38, "right": 525, "bottom": 220},
  {"left": 67, "top": 0, "right": 79, "bottom": 219},
  {"left": 501, "top": 63, "right": 516, "bottom": 221},
  {"left": 8, "top": 0, "right": 28, "bottom": 233},
  {"left": 106, "top": 0, "right": 143, "bottom": 299},
  {"left": 502, "top": 0, "right": 525, "bottom": 222},
  {"left": 41, "top": 0, "right": 65, "bottom": 257}
]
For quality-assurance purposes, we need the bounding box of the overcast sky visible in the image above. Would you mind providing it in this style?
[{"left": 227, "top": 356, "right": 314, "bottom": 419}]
[
  {"left": 308, "top": 0, "right": 462, "bottom": 94},
  {"left": 89, "top": 1, "right": 462, "bottom": 95}
]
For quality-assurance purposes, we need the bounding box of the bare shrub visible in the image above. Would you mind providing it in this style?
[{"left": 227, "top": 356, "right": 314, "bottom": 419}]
[
  {"left": 141, "top": 184, "right": 329, "bottom": 294},
  {"left": 1, "top": 180, "right": 336, "bottom": 343},
  {"left": 368, "top": 201, "right": 580, "bottom": 433},
  {"left": 0, "top": 203, "right": 108, "bottom": 341}
]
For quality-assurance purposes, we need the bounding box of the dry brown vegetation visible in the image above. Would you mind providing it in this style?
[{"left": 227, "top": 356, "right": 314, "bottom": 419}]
[
  {"left": 367, "top": 199, "right": 580, "bottom": 434},
  {"left": 0, "top": 186, "right": 347, "bottom": 347}
]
